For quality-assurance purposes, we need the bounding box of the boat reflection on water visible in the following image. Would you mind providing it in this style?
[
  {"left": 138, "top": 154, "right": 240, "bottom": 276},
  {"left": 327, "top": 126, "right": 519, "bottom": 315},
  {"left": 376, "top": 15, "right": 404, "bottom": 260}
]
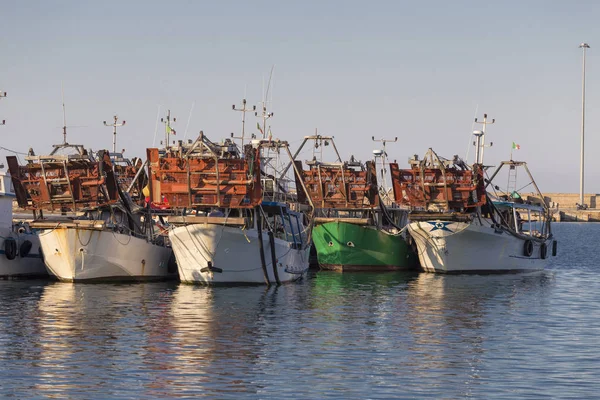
[
  {"left": 403, "top": 271, "right": 555, "bottom": 395},
  {"left": 33, "top": 281, "right": 177, "bottom": 397},
  {"left": 167, "top": 284, "right": 306, "bottom": 397}
]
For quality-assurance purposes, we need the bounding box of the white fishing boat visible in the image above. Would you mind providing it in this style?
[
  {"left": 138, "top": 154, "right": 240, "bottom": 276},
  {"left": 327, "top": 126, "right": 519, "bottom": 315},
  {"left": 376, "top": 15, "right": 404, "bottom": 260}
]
[
  {"left": 0, "top": 91, "right": 46, "bottom": 278},
  {"left": 0, "top": 171, "right": 46, "bottom": 277},
  {"left": 146, "top": 130, "right": 312, "bottom": 285},
  {"left": 7, "top": 143, "right": 174, "bottom": 282},
  {"left": 391, "top": 114, "right": 556, "bottom": 273},
  {"left": 168, "top": 202, "right": 310, "bottom": 285}
]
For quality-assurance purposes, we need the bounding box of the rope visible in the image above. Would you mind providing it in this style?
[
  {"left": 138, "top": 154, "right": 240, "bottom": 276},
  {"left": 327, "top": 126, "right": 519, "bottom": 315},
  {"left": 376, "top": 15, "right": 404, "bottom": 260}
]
[
  {"left": 0, "top": 146, "right": 28, "bottom": 155},
  {"left": 76, "top": 228, "right": 93, "bottom": 246},
  {"left": 111, "top": 229, "right": 133, "bottom": 245}
]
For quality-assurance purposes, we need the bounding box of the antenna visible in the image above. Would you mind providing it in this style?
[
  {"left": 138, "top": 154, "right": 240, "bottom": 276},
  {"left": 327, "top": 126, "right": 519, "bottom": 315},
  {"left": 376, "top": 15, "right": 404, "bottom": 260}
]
[
  {"left": 183, "top": 101, "right": 195, "bottom": 140},
  {"left": 232, "top": 98, "right": 256, "bottom": 148},
  {"left": 103, "top": 115, "right": 126, "bottom": 157},
  {"left": 473, "top": 113, "right": 495, "bottom": 164},
  {"left": 255, "top": 66, "right": 275, "bottom": 139},
  {"left": 372, "top": 137, "right": 398, "bottom": 200},
  {"left": 0, "top": 91, "right": 6, "bottom": 126},
  {"left": 160, "top": 110, "right": 176, "bottom": 149},
  {"left": 61, "top": 83, "right": 68, "bottom": 144}
]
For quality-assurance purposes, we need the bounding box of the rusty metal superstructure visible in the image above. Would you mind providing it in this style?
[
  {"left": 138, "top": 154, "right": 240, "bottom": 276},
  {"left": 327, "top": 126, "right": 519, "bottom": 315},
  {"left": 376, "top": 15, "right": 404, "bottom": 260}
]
[
  {"left": 7, "top": 148, "right": 120, "bottom": 212},
  {"left": 146, "top": 134, "right": 262, "bottom": 210},
  {"left": 293, "top": 157, "right": 379, "bottom": 211},
  {"left": 390, "top": 148, "right": 486, "bottom": 215}
]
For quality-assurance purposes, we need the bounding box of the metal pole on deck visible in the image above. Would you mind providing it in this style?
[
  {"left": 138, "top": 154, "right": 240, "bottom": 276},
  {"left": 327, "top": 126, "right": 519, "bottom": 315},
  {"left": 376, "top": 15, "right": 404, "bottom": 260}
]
[{"left": 103, "top": 115, "right": 126, "bottom": 158}]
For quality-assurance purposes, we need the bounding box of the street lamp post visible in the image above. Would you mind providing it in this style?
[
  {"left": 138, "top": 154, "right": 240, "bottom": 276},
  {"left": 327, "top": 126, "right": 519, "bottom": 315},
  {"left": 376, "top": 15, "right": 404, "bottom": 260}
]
[{"left": 579, "top": 42, "right": 590, "bottom": 209}]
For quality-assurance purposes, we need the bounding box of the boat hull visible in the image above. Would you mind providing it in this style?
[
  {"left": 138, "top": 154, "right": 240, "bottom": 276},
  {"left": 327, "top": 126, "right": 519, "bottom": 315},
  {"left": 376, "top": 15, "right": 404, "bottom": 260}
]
[
  {"left": 169, "top": 224, "right": 309, "bottom": 285},
  {"left": 39, "top": 228, "right": 175, "bottom": 282},
  {"left": 0, "top": 231, "right": 46, "bottom": 278},
  {"left": 312, "top": 221, "right": 417, "bottom": 271},
  {"left": 408, "top": 219, "right": 552, "bottom": 273}
]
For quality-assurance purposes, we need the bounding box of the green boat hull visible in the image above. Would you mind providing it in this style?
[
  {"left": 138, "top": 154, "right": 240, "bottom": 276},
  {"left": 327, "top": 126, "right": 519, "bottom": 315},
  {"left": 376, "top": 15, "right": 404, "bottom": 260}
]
[{"left": 312, "top": 221, "right": 418, "bottom": 271}]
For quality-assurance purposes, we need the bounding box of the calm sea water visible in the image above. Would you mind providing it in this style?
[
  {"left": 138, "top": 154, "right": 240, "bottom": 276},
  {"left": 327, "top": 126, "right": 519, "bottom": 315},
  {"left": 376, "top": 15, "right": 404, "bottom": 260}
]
[{"left": 0, "top": 223, "right": 598, "bottom": 399}]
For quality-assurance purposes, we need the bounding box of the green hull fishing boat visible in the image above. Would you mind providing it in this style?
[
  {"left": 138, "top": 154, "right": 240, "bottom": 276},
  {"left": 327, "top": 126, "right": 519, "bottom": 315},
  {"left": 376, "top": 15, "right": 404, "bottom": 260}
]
[
  {"left": 312, "top": 220, "right": 417, "bottom": 271},
  {"left": 290, "top": 134, "right": 417, "bottom": 272}
]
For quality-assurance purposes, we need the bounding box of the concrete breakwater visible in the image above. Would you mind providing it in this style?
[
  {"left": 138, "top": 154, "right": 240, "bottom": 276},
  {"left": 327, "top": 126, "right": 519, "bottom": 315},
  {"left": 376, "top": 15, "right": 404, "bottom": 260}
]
[{"left": 520, "top": 192, "right": 600, "bottom": 222}]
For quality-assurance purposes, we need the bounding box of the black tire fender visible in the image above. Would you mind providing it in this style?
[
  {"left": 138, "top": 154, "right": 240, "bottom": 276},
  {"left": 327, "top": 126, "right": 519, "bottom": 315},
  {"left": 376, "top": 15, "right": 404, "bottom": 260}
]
[
  {"left": 523, "top": 239, "right": 534, "bottom": 257},
  {"left": 540, "top": 242, "right": 548, "bottom": 260},
  {"left": 4, "top": 238, "right": 17, "bottom": 260},
  {"left": 20, "top": 240, "right": 32, "bottom": 258}
]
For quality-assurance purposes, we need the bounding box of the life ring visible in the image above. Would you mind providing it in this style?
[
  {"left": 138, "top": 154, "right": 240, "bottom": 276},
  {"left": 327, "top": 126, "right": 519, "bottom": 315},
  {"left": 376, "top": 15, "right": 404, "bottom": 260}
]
[
  {"left": 540, "top": 242, "right": 548, "bottom": 259},
  {"left": 4, "top": 238, "right": 17, "bottom": 260},
  {"left": 523, "top": 239, "right": 534, "bottom": 257},
  {"left": 20, "top": 240, "right": 32, "bottom": 258}
]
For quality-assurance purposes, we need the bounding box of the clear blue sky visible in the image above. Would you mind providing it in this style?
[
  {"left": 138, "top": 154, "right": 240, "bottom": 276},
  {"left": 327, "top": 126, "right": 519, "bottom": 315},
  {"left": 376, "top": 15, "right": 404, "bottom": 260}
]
[{"left": 1, "top": 0, "right": 598, "bottom": 192}]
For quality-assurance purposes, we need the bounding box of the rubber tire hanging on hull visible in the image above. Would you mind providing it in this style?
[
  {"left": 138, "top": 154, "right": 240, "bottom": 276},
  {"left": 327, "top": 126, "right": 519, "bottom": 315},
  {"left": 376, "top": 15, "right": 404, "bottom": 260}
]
[
  {"left": 20, "top": 240, "right": 32, "bottom": 258},
  {"left": 523, "top": 239, "right": 534, "bottom": 257},
  {"left": 4, "top": 238, "right": 17, "bottom": 260},
  {"left": 552, "top": 240, "right": 558, "bottom": 257},
  {"left": 540, "top": 242, "right": 548, "bottom": 259}
]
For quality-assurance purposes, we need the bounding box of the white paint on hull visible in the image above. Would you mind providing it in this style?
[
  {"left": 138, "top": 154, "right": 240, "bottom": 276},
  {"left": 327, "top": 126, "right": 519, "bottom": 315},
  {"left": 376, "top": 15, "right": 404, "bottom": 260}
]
[
  {"left": 408, "top": 219, "right": 552, "bottom": 273},
  {"left": 0, "top": 231, "right": 46, "bottom": 277},
  {"left": 169, "top": 224, "right": 309, "bottom": 284},
  {"left": 40, "top": 228, "right": 174, "bottom": 281}
]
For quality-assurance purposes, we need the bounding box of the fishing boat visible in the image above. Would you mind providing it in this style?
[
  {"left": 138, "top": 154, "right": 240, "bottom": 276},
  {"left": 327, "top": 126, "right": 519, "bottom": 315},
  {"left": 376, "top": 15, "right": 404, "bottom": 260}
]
[
  {"left": 0, "top": 91, "right": 46, "bottom": 278},
  {"left": 290, "top": 134, "right": 416, "bottom": 271},
  {"left": 0, "top": 170, "right": 46, "bottom": 278},
  {"left": 146, "top": 130, "right": 312, "bottom": 285},
  {"left": 7, "top": 139, "right": 174, "bottom": 282},
  {"left": 391, "top": 115, "right": 556, "bottom": 273}
]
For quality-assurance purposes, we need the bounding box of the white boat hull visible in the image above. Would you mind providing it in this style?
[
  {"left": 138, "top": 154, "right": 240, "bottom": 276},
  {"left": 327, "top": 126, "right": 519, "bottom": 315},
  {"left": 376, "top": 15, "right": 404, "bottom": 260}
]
[
  {"left": 169, "top": 224, "right": 309, "bottom": 285},
  {"left": 408, "top": 219, "right": 553, "bottom": 273},
  {"left": 0, "top": 231, "right": 46, "bottom": 278},
  {"left": 39, "top": 228, "right": 174, "bottom": 282}
]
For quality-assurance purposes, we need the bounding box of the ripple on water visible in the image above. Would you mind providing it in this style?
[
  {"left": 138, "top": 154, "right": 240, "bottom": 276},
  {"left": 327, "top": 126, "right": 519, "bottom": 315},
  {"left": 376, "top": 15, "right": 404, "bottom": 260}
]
[{"left": 0, "top": 223, "right": 599, "bottom": 398}]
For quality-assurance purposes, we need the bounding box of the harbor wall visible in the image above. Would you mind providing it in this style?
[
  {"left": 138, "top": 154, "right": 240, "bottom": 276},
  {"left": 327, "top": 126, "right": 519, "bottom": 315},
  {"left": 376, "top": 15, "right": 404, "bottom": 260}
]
[{"left": 514, "top": 192, "right": 600, "bottom": 222}]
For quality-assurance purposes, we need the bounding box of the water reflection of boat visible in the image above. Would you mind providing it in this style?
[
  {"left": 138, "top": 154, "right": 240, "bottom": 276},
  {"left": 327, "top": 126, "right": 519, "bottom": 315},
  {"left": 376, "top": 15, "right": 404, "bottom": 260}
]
[
  {"left": 404, "top": 272, "right": 554, "bottom": 386},
  {"left": 167, "top": 284, "right": 283, "bottom": 393},
  {"left": 31, "top": 281, "right": 178, "bottom": 395}
]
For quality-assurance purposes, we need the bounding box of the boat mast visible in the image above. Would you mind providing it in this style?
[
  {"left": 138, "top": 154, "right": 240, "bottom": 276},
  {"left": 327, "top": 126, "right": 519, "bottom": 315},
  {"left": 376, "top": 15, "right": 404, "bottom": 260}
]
[
  {"left": 256, "top": 67, "right": 274, "bottom": 140},
  {"left": 61, "top": 84, "right": 68, "bottom": 144},
  {"left": 161, "top": 110, "right": 176, "bottom": 149},
  {"left": 232, "top": 98, "right": 256, "bottom": 149},
  {"left": 103, "top": 115, "right": 126, "bottom": 158},
  {"left": 473, "top": 113, "right": 495, "bottom": 164},
  {"left": 372, "top": 136, "right": 397, "bottom": 201},
  {"left": 0, "top": 91, "right": 5, "bottom": 126}
]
